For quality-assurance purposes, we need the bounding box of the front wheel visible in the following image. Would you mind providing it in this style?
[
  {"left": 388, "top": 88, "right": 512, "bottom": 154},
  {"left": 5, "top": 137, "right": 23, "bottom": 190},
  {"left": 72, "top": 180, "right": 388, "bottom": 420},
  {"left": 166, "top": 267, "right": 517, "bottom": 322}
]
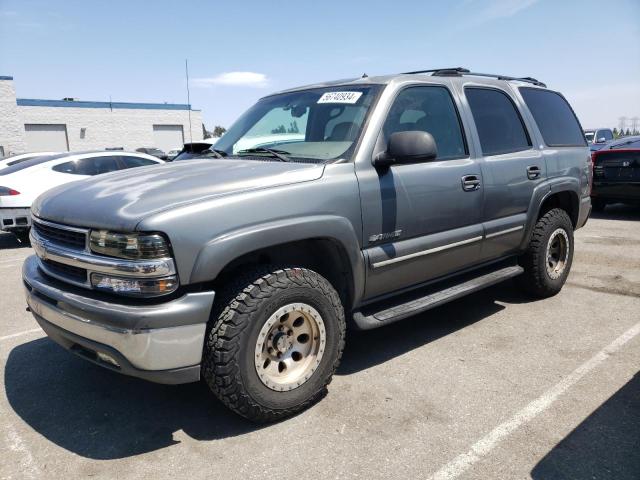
[
  {"left": 202, "top": 266, "right": 346, "bottom": 422},
  {"left": 518, "top": 208, "right": 574, "bottom": 298}
]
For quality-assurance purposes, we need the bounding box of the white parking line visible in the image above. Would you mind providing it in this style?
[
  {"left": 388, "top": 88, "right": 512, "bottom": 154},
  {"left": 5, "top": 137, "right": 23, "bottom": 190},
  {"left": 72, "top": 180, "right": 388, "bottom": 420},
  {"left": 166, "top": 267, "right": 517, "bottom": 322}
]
[
  {"left": 0, "top": 329, "right": 42, "bottom": 342},
  {"left": 427, "top": 321, "right": 640, "bottom": 480}
]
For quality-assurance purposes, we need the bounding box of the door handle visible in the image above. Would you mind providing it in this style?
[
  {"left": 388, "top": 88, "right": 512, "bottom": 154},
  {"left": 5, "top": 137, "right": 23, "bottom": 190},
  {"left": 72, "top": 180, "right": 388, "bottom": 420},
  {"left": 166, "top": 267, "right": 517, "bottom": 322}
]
[
  {"left": 527, "top": 165, "right": 541, "bottom": 180},
  {"left": 461, "top": 175, "right": 481, "bottom": 192}
]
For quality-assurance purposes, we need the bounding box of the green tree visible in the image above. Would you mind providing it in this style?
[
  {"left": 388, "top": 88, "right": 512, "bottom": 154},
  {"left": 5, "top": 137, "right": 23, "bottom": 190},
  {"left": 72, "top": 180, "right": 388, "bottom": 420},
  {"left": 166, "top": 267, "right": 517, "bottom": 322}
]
[
  {"left": 202, "top": 123, "right": 211, "bottom": 139},
  {"left": 625, "top": 128, "right": 631, "bottom": 136},
  {"left": 212, "top": 125, "right": 227, "bottom": 137},
  {"left": 613, "top": 127, "right": 619, "bottom": 138}
]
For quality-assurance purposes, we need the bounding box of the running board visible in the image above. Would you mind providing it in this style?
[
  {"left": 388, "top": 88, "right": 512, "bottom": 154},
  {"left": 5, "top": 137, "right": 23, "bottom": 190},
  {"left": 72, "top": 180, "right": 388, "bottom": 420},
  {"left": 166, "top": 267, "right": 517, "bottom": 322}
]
[{"left": 352, "top": 264, "right": 524, "bottom": 330}]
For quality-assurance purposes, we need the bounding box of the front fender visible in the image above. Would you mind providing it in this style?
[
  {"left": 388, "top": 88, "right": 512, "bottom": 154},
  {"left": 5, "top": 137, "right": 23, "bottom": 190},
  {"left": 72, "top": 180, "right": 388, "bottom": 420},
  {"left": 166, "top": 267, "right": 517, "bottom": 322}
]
[{"left": 190, "top": 215, "right": 366, "bottom": 302}]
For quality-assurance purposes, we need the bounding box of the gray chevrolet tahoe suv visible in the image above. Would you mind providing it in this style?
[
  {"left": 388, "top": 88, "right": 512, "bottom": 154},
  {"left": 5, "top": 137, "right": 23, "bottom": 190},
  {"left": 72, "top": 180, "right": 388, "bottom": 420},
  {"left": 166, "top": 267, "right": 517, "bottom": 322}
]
[{"left": 23, "top": 68, "right": 592, "bottom": 421}]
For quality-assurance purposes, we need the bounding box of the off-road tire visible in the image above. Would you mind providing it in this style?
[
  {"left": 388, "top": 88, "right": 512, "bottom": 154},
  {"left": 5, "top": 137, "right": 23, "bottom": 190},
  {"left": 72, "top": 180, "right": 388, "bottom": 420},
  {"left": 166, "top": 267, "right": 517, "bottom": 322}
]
[
  {"left": 591, "top": 198, "right": 606, "bottom": 212},
  {"left": 518, "top": 208, "right": 574, "bottom": 298},
  {"left": 202, "top": 266, "right": 346, "bottom": 422}
]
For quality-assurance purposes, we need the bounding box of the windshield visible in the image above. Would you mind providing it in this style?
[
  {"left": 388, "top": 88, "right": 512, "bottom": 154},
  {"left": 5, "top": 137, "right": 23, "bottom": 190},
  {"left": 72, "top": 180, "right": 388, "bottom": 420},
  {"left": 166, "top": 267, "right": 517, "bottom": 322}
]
[{"left": 214, "top": 85, "right": 382, "bottom": 162}]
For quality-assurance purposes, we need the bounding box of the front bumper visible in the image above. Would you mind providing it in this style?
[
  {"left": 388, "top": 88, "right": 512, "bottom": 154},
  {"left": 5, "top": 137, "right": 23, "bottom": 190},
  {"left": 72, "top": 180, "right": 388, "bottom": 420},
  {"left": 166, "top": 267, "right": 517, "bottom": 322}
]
[
  {"left": 22, "top": 255, "right": 215, "bottom": 384},
  {"left": 0, "top": 207, "right": 31, "bottom": 232}
]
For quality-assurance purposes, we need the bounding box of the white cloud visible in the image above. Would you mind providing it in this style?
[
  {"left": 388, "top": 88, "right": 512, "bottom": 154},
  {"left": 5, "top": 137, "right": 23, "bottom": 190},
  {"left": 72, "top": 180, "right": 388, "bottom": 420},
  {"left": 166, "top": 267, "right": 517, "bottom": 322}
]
[
  {"left": 192, "top": 72, "right": 269, "bottom": 88},
  {"left": 464, "top": 0, "right": 539, "bottom": 24}
]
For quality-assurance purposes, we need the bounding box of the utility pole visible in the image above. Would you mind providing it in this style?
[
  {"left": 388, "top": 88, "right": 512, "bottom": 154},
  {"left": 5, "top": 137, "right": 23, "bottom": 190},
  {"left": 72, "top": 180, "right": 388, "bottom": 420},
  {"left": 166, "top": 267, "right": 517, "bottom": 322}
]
[
  {"left": 631, "top": 117, "right": 639, "bottom": 134},
  {"left": 185, "top": 59, "right": 193, "bottom": 143},
  {"left": 618, "top": 116, "right": 627, "bottom": 132}
]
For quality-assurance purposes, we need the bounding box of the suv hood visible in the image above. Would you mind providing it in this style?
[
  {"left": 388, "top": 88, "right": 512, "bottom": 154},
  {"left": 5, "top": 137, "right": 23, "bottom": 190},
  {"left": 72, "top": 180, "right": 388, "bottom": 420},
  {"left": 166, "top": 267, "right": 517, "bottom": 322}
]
[{"left": 32, "top": 159, "right": 324, "bottom": 231}]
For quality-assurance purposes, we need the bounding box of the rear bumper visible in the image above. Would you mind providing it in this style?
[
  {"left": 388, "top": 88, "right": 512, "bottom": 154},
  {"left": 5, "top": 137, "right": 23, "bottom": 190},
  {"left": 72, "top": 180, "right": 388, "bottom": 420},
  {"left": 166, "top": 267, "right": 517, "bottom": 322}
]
[
  {"left": 22, "top": 255, "right": 215, "bottom": 384},
  {"left": 0, "top": 207, "right": 31, "bottom": 231},
  {"left": 592, "top": 182, "right": 640, "bottom": 202}
]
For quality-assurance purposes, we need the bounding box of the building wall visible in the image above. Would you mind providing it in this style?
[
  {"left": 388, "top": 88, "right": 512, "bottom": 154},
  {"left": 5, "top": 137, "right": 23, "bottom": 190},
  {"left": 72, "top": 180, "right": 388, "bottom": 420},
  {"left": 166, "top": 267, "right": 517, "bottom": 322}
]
[
  {"left": 0, "top": 77, "right": 26, "bottom": 156},
  {"left": 17, "top": 104, "right": 203, "bottom": 152}
]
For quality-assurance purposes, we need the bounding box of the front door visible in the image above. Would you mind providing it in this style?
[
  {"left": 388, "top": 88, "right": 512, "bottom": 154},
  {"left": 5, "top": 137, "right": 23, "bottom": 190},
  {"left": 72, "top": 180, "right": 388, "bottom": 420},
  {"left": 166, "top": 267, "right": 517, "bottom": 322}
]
[{"left": 356, "top": 84, "right": 484, "bottom": 300}]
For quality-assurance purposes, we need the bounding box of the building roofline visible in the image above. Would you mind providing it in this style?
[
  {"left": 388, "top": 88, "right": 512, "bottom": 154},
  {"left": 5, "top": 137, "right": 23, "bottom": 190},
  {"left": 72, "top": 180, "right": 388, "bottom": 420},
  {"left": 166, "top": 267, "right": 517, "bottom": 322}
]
[
  {"left": 0, "top": 76, "right": 14, "bottom": 80},
  {"left": 16, "top": 98, "right": 200, "bottom": 111}
]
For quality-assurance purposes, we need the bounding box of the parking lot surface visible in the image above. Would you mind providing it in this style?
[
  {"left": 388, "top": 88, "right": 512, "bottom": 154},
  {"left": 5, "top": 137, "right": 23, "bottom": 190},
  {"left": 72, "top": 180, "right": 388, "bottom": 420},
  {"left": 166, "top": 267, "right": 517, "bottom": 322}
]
[{"left": 1, "top": 206, "right": 639, "bottom": 480}]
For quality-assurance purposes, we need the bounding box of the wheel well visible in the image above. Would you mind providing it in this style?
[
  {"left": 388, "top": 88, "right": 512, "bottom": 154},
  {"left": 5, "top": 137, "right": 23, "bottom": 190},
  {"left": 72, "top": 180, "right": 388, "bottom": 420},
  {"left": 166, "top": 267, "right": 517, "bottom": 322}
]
[
  {"left": 213, "top": 238, "right": 354, "bottom": 311},
  {"left": 538, "top": 191, "right": 579, "bottom": 227}
]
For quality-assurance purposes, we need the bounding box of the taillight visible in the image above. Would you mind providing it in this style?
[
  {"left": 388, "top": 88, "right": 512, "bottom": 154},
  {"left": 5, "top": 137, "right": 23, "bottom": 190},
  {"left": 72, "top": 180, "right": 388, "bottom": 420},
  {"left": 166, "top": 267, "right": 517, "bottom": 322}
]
[{"left": 0, "top": 187, "right": 20, "bottom": 196}]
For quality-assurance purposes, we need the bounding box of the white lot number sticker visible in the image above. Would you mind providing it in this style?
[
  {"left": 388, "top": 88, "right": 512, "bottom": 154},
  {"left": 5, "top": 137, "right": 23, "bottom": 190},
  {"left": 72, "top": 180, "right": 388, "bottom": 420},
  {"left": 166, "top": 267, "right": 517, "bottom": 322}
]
[{"left": 317, "top": 91, "right": 363, "bottom": 104}]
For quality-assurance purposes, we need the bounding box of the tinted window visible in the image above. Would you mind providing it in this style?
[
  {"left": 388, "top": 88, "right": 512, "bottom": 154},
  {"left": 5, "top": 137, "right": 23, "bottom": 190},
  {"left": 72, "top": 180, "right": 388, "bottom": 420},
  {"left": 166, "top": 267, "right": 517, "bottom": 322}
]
[
  {"left": 120, "top": 156, "right": 158, "bottom": 168},
  {"left": 0, "top": 154, "right": 62, "bottom": 176},
  {"left": 466, "top": 88, "right": 531, "bottom": 156},
  {"left": 519, "top": 88, "right": 585, "bottom": 147},
  {"left": 598, "top": 129, "right": 613, "bottom": 141},
  {"left": 382, "top": 86, "right": 467, "bottom": 160},
  {"left": 52, "top": 156, "right": 120, "bottom": 176}
]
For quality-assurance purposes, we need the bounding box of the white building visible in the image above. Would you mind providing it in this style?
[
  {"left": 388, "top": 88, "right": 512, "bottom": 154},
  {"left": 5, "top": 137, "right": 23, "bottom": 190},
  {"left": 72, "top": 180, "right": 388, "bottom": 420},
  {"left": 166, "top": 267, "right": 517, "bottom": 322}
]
[{"left": 0, "top": 75, "right": 203, "bottom": 157}]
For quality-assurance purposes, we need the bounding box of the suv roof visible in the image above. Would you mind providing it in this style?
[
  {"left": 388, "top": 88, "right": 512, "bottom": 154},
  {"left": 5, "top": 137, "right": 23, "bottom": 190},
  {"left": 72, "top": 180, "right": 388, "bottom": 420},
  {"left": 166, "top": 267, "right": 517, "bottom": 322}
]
[{"left": 273, "top": 67, "right": 548, "bottom": 96}]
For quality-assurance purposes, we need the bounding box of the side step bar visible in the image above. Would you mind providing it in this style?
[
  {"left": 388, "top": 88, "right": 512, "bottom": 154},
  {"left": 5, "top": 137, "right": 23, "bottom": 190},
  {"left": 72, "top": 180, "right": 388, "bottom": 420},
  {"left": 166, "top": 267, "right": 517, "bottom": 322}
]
[{"left": 352, "top": 264, "right": 524, "bottom": 330}]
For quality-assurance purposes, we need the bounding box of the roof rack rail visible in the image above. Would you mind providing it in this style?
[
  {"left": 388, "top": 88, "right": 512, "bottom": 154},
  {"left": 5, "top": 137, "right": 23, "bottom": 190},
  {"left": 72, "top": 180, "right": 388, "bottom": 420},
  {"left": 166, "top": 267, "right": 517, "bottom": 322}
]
[
  {"left": 402, "top": 68, "right": 546, "bottom": 88},
  {"left": 402, "top": 67, "right": 470, "bottom": 75}
]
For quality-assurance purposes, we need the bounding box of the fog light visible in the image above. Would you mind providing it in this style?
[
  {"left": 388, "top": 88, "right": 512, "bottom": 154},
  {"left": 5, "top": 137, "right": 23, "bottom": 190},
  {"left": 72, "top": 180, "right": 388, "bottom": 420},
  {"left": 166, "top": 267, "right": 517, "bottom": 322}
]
[{"left": 90, "top": 273, "right": 178, "bottom": 296}]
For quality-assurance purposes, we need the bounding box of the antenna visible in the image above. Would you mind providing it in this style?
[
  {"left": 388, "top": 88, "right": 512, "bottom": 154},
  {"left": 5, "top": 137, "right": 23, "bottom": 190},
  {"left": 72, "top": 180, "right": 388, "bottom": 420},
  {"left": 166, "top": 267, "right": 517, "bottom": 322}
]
[{"left": 185, "top": 59, "right": 193, "bottom": 143}]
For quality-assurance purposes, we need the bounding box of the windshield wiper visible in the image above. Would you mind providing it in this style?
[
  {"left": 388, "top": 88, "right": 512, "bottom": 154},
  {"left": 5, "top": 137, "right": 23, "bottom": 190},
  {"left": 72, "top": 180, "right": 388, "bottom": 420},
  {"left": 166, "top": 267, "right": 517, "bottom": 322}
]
[
  {"left": 206, "top": 148, "right": 227, "bottom": 158},
  {"left": 237, "top": 147, "right": 291, "bottom": 162}
]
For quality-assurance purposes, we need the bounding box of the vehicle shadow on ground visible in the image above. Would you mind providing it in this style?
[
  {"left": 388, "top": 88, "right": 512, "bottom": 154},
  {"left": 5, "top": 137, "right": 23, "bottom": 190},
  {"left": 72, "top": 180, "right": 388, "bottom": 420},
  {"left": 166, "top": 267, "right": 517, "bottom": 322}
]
[
  {"left": 531, "top": 371, "right": 640, "bottom": 480},
  {"left": 5, "top": 281, "right": 529, "bottom": 459},
  {"left": 0, "top": 231, "right": 29, "bottom": 250},
  {"left": 590, "top": 203, "right": 640, "bottom": 221}
]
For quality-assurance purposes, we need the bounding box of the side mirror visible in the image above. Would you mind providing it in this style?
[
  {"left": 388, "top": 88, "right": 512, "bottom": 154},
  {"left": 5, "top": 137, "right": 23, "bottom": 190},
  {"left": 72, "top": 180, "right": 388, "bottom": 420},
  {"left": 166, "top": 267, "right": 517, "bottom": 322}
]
[
  {"left": 373, "top": 131, "right": 438, "bottom": 168},
  {"left": 596, "top": 137, "right": 606, "bottom": 144}
]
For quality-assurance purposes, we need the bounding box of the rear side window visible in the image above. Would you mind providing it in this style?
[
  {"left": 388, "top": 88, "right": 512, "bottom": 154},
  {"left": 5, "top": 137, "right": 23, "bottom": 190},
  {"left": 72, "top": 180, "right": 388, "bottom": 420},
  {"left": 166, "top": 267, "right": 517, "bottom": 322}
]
[
  {"left": 465, "top": 87, "right": 531, "bottom": 156},
  {"left": 120, "top": 156, "right": 158, "bottom": 168},
  {"left": 53, "top": 156, "right": 120, "bottom": 176},
  {"left": 519, "top": 88, "right": 586, "bottom": 147}
]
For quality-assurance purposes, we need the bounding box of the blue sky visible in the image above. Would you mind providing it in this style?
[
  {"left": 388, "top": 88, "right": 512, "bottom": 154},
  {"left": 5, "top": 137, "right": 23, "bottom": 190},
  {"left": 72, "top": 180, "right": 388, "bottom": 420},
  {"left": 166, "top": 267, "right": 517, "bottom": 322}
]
[{"left": 1, "top": 0, "right": 639, "bottom": 131}]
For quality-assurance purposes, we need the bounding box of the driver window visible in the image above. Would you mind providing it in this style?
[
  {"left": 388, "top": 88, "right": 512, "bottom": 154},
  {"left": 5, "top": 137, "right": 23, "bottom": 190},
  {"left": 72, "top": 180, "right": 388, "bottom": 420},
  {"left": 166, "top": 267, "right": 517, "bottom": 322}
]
[{"left": 383, "top": 86, "right": 467, "bottom": 160}]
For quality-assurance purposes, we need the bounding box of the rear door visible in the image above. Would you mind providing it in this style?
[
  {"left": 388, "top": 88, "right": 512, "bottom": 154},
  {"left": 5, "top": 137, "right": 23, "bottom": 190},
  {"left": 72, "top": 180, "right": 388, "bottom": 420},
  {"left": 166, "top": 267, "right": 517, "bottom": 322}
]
[{"left": 462, "top": 86, "right": 544, "bottom": 261}]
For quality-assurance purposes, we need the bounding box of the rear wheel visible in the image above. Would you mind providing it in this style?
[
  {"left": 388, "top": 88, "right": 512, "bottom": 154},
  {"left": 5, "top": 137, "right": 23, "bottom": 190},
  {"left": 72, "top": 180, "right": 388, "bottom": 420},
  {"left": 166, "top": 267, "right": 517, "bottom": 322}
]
[
  {"left": 518, "top": 208, "right": 574, "bottom": 298},
  {"left": 202, "top": 266, "right": 346, "bottom": 422}
]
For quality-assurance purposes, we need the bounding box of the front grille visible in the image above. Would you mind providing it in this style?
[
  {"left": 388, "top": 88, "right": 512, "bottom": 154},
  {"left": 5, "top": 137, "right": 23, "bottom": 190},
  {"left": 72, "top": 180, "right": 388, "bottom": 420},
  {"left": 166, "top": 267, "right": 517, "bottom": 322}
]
[
  {"left": 33, "top": 221, "right": 86, "bottom": 250},
  {"left": 42, "top": 259, "right": 88, "bottom": 283}
]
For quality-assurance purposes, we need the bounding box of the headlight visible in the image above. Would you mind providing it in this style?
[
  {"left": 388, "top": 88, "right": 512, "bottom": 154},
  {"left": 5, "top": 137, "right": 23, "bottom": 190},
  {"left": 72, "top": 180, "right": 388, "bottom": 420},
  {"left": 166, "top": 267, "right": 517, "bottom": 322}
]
[
  {"left": 91, "top": 273, "right": 178, "bottom": 296},
  {"left": 90, "top": 230, "right": 171, "bottom": 259}
]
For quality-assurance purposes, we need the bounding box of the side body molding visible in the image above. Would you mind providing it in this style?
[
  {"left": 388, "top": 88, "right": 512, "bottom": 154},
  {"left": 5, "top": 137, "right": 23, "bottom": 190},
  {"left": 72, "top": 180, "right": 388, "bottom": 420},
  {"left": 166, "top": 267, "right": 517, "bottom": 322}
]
[{"left": 190, "top": 215, "right": 367, "bottom": 304}]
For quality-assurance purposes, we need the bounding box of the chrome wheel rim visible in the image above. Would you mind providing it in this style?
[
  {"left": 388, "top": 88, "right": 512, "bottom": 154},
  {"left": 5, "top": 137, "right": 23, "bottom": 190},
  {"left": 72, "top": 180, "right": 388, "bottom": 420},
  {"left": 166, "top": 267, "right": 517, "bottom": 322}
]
[
  {"left": 546, "top": 228, "right": 569, "bottom": 279},
  {"left": 254, "top": 303, "right": 326, "bottom": 391}
]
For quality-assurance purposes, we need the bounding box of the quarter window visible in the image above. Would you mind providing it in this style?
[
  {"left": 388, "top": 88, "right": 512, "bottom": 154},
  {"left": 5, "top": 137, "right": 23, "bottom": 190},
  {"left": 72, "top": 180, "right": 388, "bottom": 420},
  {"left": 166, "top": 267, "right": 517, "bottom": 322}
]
[
  {"left": 382, "top": 86, "right": 467, "bottom": 160},
  {"left": 466, "top": 88, "right": 531, "bottom": 156},
  {"left": 519, "top": 87, "right": 586, "bottom": 147}
]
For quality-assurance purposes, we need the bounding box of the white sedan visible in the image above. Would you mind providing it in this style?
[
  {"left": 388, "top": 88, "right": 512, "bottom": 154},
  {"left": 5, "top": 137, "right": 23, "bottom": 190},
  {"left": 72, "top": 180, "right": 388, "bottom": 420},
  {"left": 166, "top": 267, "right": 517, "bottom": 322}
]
[{"left": 0, "top": 150, "right": 162, "bottom": 241}]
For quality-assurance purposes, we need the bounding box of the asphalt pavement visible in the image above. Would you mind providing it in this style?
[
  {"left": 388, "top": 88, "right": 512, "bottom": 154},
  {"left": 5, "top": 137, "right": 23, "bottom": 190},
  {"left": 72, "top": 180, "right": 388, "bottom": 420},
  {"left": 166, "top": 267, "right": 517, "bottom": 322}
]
[{"left": 1, "top": 205, "right": 639, "bottom": 480}]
